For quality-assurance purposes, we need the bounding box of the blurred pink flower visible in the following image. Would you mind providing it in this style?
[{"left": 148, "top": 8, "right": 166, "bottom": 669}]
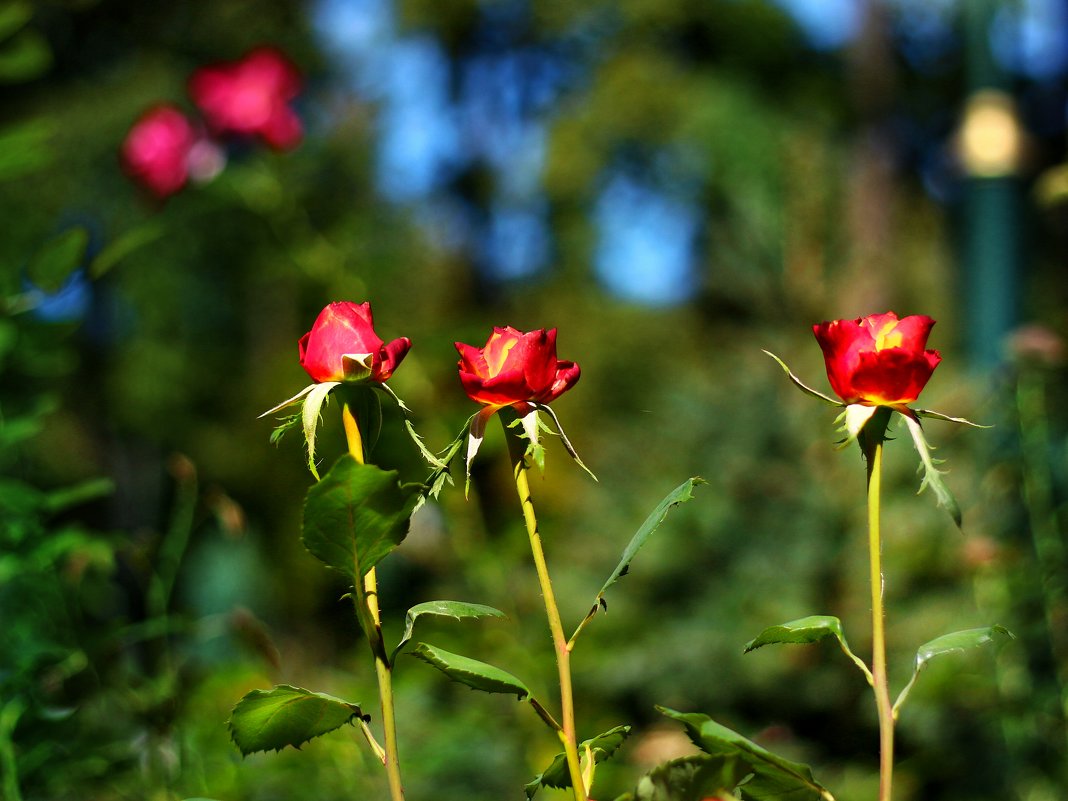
[
  {"left": 120, "top": 105, "right": 197, "bottom": 198},
  {"left": 188, "top": 47, "right": 302, "bottom": 150}
]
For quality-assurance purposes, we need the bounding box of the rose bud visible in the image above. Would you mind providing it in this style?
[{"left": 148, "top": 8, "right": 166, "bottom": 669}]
[
  {"left": 298, "top": 301, "right": 411, "bottom": 384},
  {"left": 813, "top": 311, "right": 941, "bottom": 406},
  {"left": 189, "top": 46, "right": 303, "bottom": 150},
  {"left": 121, "top": 105, "right": 197, "bottom": 198},
  {"left": 455, "top": 326, "right": 580, "bottom": 410}
]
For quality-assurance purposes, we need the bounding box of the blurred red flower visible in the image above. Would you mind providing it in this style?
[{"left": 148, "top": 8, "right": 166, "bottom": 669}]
[
  {"left": 813, "top": 311, "right": 941, "bottom": 406},
  {"left": 455, "top": 327, "right": 580, "bottom": 410},
  {"left": 189, "top": 46, "right": 302, "bottom": 150},
  {"left": 120, "top": 105, "right": 197, "bottom": 198},
  {"left": 298, "top": 302, "right": 411, "bottom": 384}
]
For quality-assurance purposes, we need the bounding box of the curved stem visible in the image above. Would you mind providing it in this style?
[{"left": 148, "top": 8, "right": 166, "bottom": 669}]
[
  {"left": 505, "top": 425, "right": 588, "bottom": 801},
  {"left": 342, "top": 402, "right": 405, "bottom": 801},
  {"left": 867, "top": 438, "right": 894, "bottom": 801}
]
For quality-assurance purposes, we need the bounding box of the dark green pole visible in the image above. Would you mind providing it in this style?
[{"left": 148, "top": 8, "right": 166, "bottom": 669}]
[{"left": 960, "top": 0, "right": 1023, "bottom": 369}]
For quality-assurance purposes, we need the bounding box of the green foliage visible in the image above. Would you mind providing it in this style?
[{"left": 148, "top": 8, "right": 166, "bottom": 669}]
[
  {"left": 893, "top": 625, "right": 1014, "bottom": 715},
  {"left": 26, "top": 226, "right": 87, "bottom": 293},
  {"left": 409, "top": 643, "right": 531, "bottom": 699},
  {"left": 744, "top": 615, "right": 872, "bottom": 683},
  {"left": 658, "top": 708, "right": 834, "bottom": 801},
  {"left": 228, "top": 685, "right": 366, "bottom": 755},
  {"left": 0, "top": 119, "right": 52, "bottom": 184},
  {"left": 0, "top": 16, "right": 49, "bottom": 83},
  {"left": 526, "top": 725, "right": 631, "bottom": 798},
  {"left": 391, "top": 600, "right": 506, "bottom": 662},
  {"left": 301, "top": 458, "right": 420, "bottom": 582},
  {"left": 88, "top": 220, "right": 166, "bottom": 278},
  {"left": 620, "top": 754, "right": 748, "bottom": 801},
  {"left": 596, "top": 477, "right": 705, "bottom": 605}
]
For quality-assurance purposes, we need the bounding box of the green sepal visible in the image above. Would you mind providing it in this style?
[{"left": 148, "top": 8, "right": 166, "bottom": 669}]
[
  {"left": 227, "top": 684, "right": 366, "bottom": 755},
  {"left": 409, "top": 642, "right": 530, "bottom": 699},
  {"left": 257, "top": 381, "right": 340, "bottom": 478},
  {"left": 507, "top": 408, "right": 546, "bottom": 472},
  {"left": 390, "top": 600, "right": 506, "bottom": 663},
  {"left": 899, "top": 409, "right": 962, "bottom": 528},
  {"left": 763, "top": 350, "right": 843, "bottom": 406},
  {"left": 658, "top": 707, "right": 835, "bottom": 801},
  {"left": 534, "top": 402, "right": 596, "bottom": 480},
  {"left": 892, "top": 625, "right": 1013, "bottom": 717},
  {"left": 834, "top": 404, "right": 881, "bottom": 450},
  {"left": 301, "top": 458, "right": 420, "bottom": 582},
  {"left": 744, "top": 615, "right": 872, "bottom": 684},
  {"left": 913, "top": 408, "right": 992, "bottom": 428},
  {"left": 525, "top": 725, "right": 632, "bottom": 799},
  {"left": 465, "top": 407, "right": 498, "bottom": 494}
]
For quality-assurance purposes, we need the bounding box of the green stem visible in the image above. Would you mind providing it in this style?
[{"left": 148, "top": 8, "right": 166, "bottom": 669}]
[
  {"left": 505, "top": 424, "right": 588, "bottom": 801},
  {"left": 342, "top": 402, "right": 405, "bottom": 801},
  {"left": 866, "top": 436, "right": 894, "bottom": 801},
  {"left": 0, "top": 698, "right": 25, "bottom": 801}
]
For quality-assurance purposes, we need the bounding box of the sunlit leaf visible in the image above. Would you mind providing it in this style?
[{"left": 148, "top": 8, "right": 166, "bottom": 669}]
[
  {"left": 228, "top": 684, "right": 365, "bottom": 755},
  {"left": 525, "top": 725, "right": 631, "bottom": 798},
  {"left": 572, "top": 478, "right": 703, "bottom": 644},
  {"left": 744, "top": 615, "right": 872, "bottom": 684},
  {"left": 893, "top": 625, "right": 1013, "bottom": 717},
  {"left": 410, "top": 642, "right": 530, "bottom": 699},
  {"left": 390, "top": 600, "right": 506, "bottom": 662},
  {"left": 301, "top": 458, "right": 419, "bottom": 582},
  {"left": 27, "top": 227, "right": 88, "bottom": 293},
  {"left": 658, "top": 707, "right": 834, "bottom": 801}
]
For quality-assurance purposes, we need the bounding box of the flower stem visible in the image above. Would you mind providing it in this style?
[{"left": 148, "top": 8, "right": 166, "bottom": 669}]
[
  {"left": 505, "top": 425, "right": 588, "bottom": 801},
  {"left": 866, "top": 435, "right": 894, "bottom": 801},
  {"left": 342, "top": 402, "right": 405, "bottom": 801}
]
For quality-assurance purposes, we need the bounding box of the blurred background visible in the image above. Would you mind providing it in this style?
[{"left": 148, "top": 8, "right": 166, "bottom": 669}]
[{"left": 2, "top": 0, "right": 1068, "bottom": 799}]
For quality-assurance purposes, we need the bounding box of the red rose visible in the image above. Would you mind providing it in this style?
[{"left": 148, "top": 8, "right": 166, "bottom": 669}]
[
  {"left": 189, "top": 47, "right": 302, "bottom": 150},
  {"left": 121, "top": 105, "right": 197, "bottom": 197},
  {"left": 813, "top": 311, "right": 941, "bottom": 406},
  {"left": 298, "top": 302, "right": 411, "bottom": 383},
  {"left": 455, "top": 327, "right": 580, "bottom": 409}
]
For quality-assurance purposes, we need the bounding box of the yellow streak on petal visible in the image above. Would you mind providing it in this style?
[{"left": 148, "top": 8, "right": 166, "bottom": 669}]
[
  {"left": 485, "top": 333, "right": 519, "bottom": 375},
  {"left": 874, "top": 320, "right": 903, "bottom": 351}
]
